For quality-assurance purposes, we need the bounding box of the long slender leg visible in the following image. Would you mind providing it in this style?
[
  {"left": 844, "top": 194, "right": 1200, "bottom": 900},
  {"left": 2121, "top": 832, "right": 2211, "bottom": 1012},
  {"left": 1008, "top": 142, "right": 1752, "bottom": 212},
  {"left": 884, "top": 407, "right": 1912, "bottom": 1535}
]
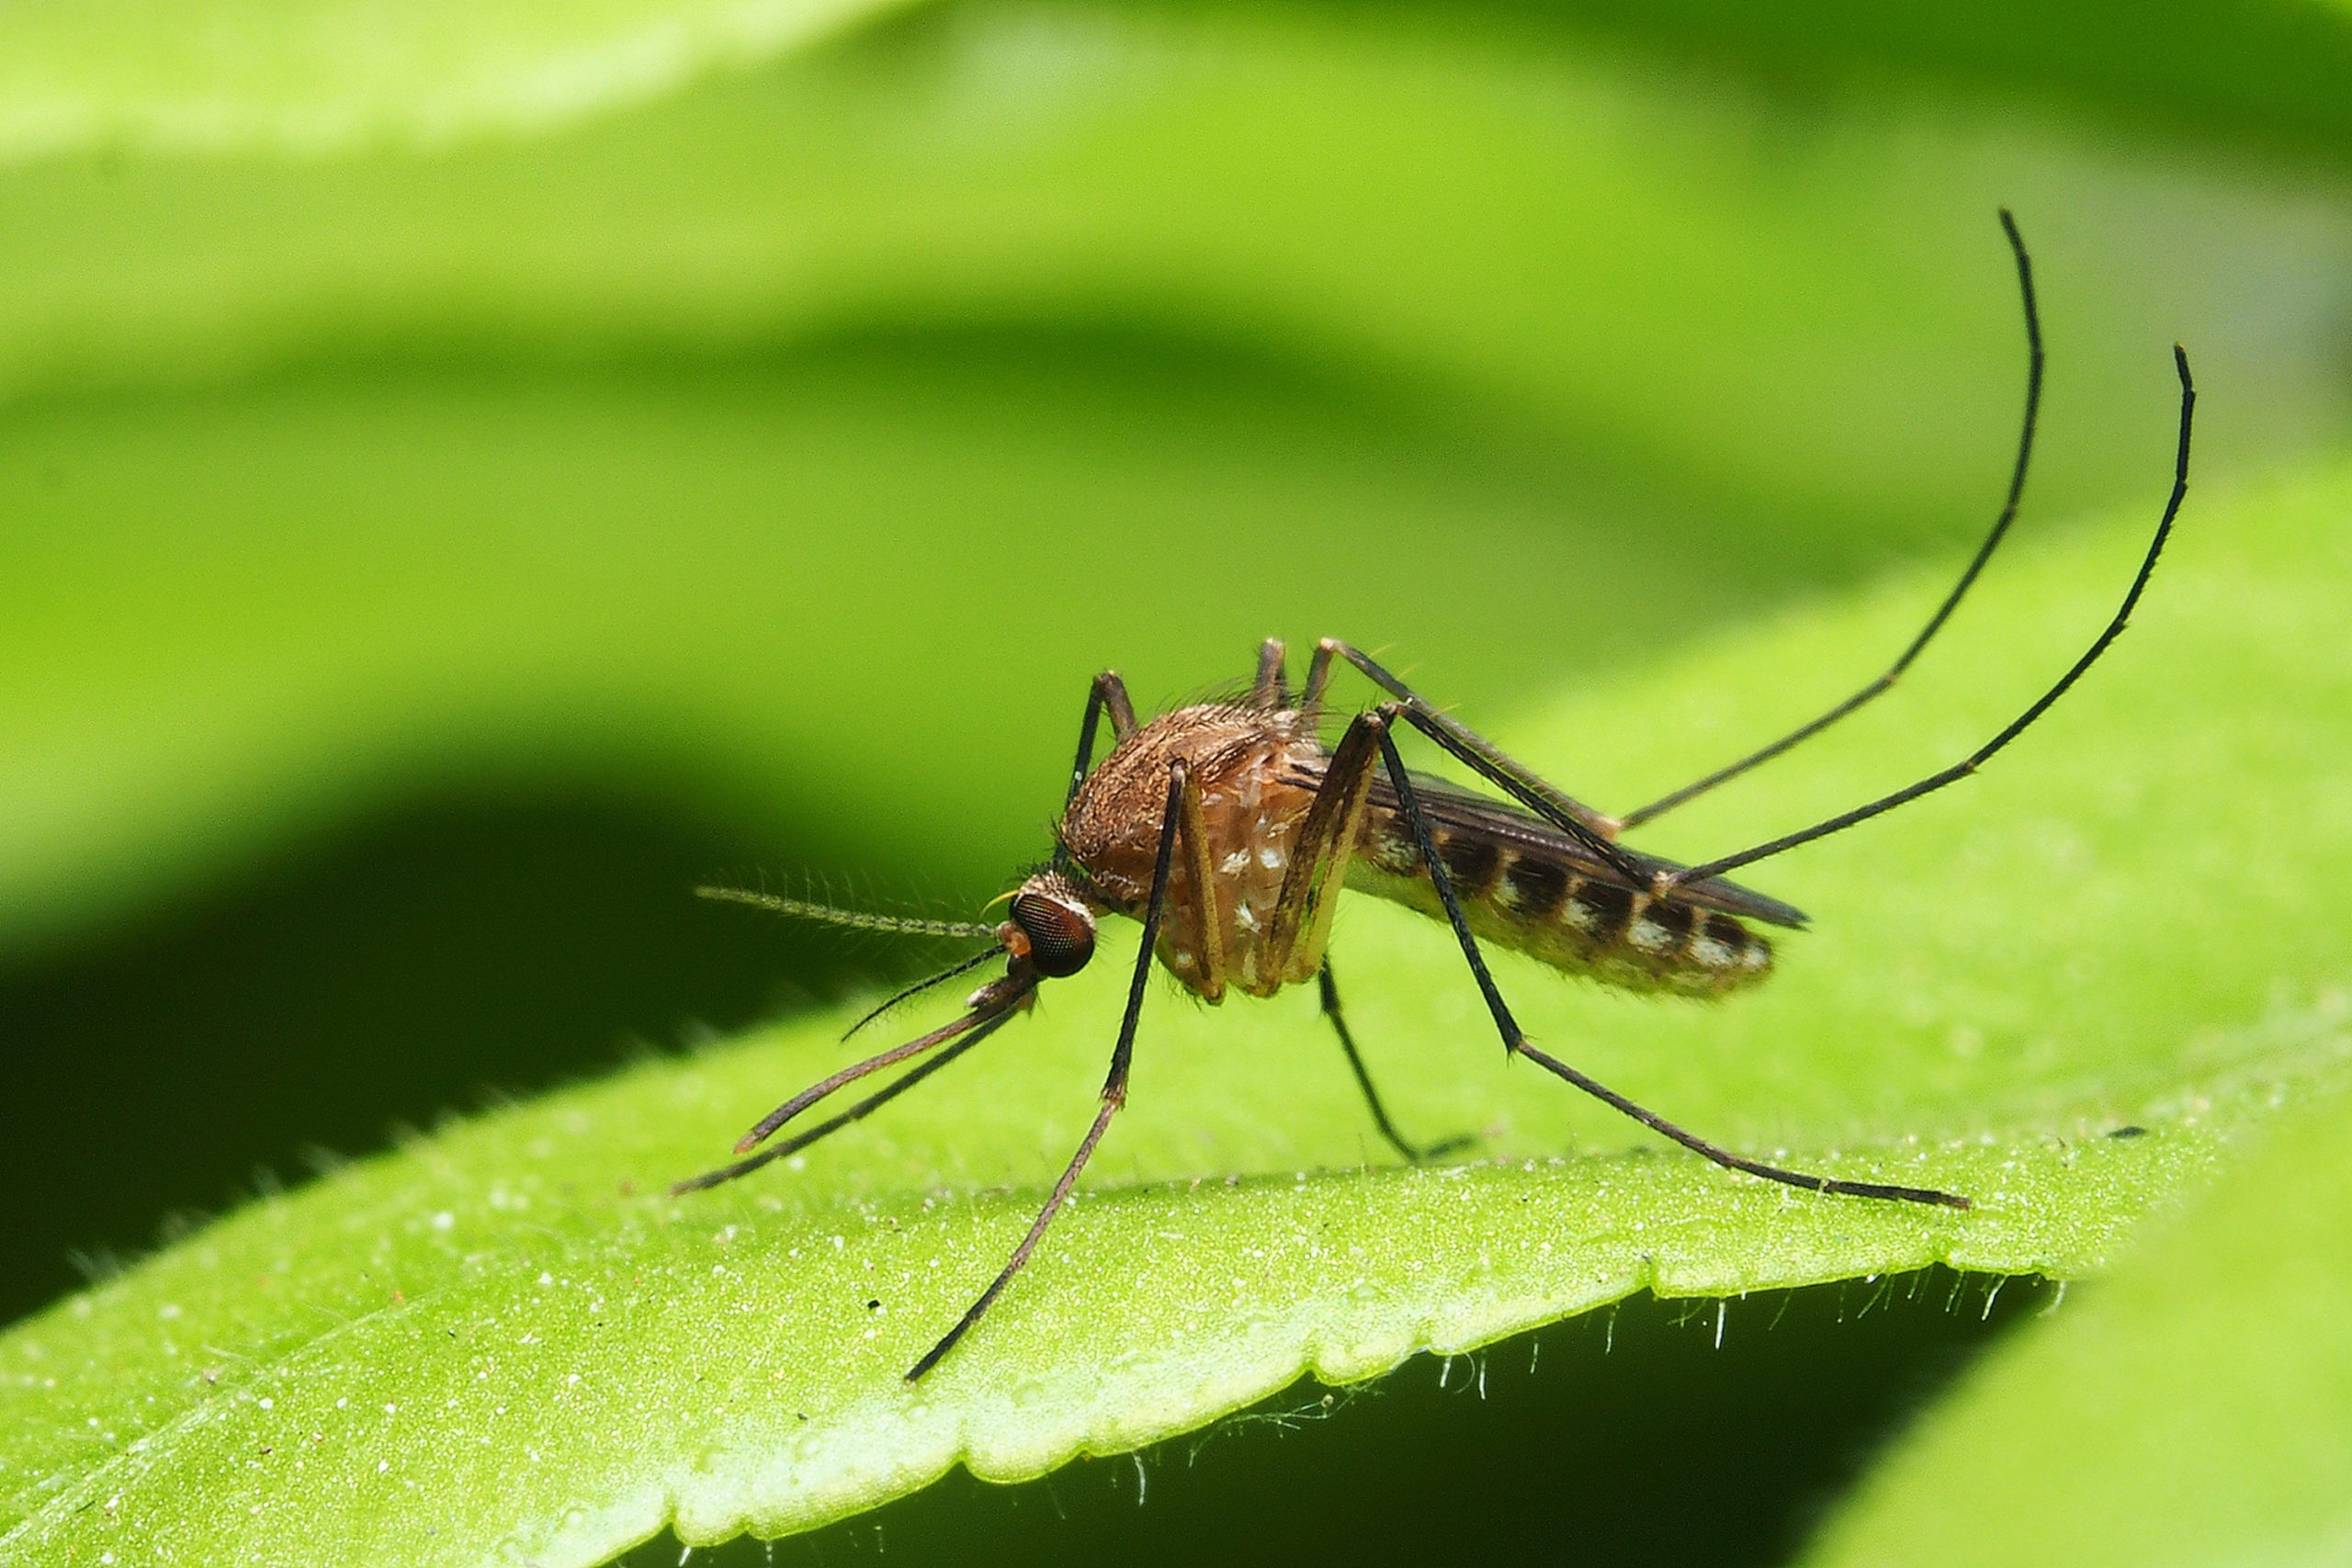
[
  {"left": 1261, "top": 708, "right": 1383, "bottom": 980},
  {"left": 1308, "top": 640, "right": 1644, "bottom": 885},
  {"left": 1176, "top": 767, "right": 1228, "bottom": 1002},
  {"left": 1621, "top": 209, "right": 2046, "bottom": 831},
  {"left": 1264, "top": 712, "right": 1468, "bottom": 1156},
  {"left": 1370, "top": 705, "right": 1970, "bottom": 1209},
  {"left": 1064, "top": 671, "right": 1140, "bottom": 811},
  {"left": 907, "top": 760, "right": 1190, "bottom": 1381},
  {"left": 1297, "top": 636, "right": 1352, "bottom": 723},
  {"left": 1318, "top": 963, "right": 1473, "bottom": 1163},
  {"left": 672, "top": 1007, "right": 1021, "bottom": 1193},
  {"left": 1658, "top": 346, "right": 2194, "bottom": 894},
  {"left": 1251, "top": 638, "right": 1290, "bottom": 710}
]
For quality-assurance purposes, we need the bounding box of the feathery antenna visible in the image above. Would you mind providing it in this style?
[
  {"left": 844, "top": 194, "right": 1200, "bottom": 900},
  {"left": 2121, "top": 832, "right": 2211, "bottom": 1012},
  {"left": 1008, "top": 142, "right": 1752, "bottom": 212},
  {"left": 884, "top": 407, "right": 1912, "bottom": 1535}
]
[{"left": 695, "top": 886, "right": 999, "bottom": 940}]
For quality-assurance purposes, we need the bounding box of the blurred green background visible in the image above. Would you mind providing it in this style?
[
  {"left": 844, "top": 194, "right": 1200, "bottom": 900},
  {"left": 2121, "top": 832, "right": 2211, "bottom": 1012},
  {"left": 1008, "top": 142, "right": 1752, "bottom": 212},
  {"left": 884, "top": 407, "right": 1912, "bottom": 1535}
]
[{"left": 4, "top": 0, "right": 2350, "bottom": 1561}]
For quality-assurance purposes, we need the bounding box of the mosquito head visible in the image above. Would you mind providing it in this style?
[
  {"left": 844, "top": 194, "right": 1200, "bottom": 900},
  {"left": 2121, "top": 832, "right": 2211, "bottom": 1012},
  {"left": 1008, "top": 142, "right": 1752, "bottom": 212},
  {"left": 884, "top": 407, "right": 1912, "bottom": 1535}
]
[{"left": 1002, "top": 871, "right": 1098, "bottom": 979}]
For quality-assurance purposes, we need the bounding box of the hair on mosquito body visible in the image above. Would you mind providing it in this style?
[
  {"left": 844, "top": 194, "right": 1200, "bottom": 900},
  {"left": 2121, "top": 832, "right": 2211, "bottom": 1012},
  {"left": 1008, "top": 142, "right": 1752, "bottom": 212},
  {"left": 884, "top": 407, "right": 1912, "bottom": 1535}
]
[{"left": 680, "top": 209, "right": 2197, "bottom": 1383}]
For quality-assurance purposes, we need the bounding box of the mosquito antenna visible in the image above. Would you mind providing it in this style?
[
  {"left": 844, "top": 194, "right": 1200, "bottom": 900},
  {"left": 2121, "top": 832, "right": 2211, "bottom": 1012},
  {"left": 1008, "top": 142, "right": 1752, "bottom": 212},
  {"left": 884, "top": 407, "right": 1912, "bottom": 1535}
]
[
  {"left": 841, "top": 944, "right": 1009, "bottom": 1043},
  {"left": 1619, "top": 208, "right": 2046, "bottom": 830},
  {"left": 730, "top": 977, "right": 1035, "bottom": 1154},
  {"left": 695, "top": 886, "right": 998, "bottom": 941}
]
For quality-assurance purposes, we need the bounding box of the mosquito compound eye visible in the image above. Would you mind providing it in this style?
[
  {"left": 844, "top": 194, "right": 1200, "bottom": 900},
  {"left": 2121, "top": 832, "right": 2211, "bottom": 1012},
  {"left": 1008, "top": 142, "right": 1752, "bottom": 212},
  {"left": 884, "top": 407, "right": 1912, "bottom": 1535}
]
[{"left": 1011, "top": 893, "right": 1094, "bottom": 978}]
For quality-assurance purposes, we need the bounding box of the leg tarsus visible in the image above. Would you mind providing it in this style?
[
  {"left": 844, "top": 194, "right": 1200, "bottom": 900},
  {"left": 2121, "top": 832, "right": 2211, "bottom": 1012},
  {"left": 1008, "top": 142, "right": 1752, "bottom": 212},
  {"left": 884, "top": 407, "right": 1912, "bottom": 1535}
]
[
  {"left": 1659, "top": 344, "right": 2194, "bottom": 894},
  {"left": 907, "top": 759, "right": 1188, "bottom": 1380},
  {"left": 1511, "top": 1041, "right": 1970, "bottom": 1209},
  {"left": 1619, "top": 209, "right": 2047, "bottom": 831},
  {"left": 1318, "top": 964, "right": 1474, "bottom": 1163},
  {"left": 1369, "top": 707, "right": 1970, "bottom": 1211}
]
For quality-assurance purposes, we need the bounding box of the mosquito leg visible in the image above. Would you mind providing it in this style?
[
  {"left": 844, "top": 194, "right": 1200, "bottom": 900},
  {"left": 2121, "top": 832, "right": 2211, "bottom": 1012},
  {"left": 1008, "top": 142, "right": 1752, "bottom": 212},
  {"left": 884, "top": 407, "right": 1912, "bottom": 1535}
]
[
  {"left": 1370, "top": 705, "right": 1970, "bottom": 1209},
  {"left": 673, "top": 1007, "right": 1021, "bottom": 1193},
  {"left": 1177, "top": 767, "right": 1228, "bottom": 1002},
  {"left": 1314, "top": 640, "right": 1642, "bottom": 883},
  {"left": 1064, "top": 671, "right": 1140, "bottom": 812},
  {"left": 907, "top": 760, "right": 1189, "bottom": 1380},
  {"left": 1318, "top": 963, "right": 1474, "bottom": 1163},
  {"left": 1262, "top": 707, "right": 1382, "bottom": 981},
  {"left": 1299, "top": 639, "right": 1336, "bottom": 725},
  {"left": 1251, "top": 638, "right": 1290, "bottom": 710},
  {"left": 1658, "top": 345, "right": 2194, "bottom": 895},
  {"left": 1620, "top": 209, "right": 2045, "bottom": 831}
]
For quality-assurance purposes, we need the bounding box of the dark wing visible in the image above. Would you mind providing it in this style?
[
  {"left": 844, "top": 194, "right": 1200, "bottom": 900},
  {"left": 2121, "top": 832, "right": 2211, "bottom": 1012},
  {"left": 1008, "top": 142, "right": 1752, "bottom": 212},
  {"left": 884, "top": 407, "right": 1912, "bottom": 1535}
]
[{"left": 1283, "top": 754, "right": 1809, "bottom": 930}]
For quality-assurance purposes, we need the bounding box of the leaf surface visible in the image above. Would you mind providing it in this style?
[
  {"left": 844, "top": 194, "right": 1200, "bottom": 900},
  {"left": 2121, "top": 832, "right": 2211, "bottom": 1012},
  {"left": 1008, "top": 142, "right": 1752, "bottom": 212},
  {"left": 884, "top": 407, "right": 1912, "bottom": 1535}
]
[
  {"left": 6, "top": 454, "right": 2350, "bottom": 1563},
  {"left": 1800, "top": 1082, "right": 2352, "bottom": 1568}
]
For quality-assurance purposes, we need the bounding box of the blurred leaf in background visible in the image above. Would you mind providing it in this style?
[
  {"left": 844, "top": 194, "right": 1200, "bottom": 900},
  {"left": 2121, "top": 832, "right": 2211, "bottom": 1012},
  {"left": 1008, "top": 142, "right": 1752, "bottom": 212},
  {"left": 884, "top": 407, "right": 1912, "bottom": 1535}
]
[{"left": 1, "top": 0, "right": 2349, "bottom": 1562}]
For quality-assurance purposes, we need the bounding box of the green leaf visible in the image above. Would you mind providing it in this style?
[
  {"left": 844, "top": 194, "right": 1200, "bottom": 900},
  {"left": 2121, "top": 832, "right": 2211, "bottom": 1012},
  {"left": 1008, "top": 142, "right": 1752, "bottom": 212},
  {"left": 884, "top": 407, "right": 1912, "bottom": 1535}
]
[
  {"left": 1799, "top": 1082, "right": 2352, "bottom": 1567},
  {"left": 16, "top": 0, "right": 2352, "bottom": 168},
  {"left": 6, "top": 0, "right": 2352, "bottom": 953},
  {"left": 7, "top": 446, "right": 2350, "bottom": 1563},
  {"left": 11, "top": 1, "right": 2352, "bottom": 1561},
  {"left": 0, "top": 0, "right": 912, "bottom": 157},
  {"left": 1539, "top": 0, "right": 2352, "bottom": 167}
]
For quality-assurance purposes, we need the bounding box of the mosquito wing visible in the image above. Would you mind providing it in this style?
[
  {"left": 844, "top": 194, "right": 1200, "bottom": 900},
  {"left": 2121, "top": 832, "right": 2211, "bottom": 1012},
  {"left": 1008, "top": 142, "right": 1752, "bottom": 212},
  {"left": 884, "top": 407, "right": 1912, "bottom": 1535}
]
[{"left": 1283, "top": 754, "right": 1807, "bottom": 930}]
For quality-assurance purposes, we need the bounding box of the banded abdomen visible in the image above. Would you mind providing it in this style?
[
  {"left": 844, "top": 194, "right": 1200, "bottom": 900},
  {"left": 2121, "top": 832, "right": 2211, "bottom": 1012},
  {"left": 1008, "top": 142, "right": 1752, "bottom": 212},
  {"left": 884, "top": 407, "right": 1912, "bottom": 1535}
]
[{"left": 1345, "top": 781, "right": 1781, "bottom": 998}]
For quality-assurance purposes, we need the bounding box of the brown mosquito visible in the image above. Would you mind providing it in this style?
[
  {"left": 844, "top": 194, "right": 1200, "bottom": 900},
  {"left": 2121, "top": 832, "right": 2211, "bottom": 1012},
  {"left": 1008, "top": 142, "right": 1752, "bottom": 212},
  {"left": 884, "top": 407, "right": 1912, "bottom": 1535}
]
[{"left": 679, "top": 211, "right": 2197, "bottom": 1382}]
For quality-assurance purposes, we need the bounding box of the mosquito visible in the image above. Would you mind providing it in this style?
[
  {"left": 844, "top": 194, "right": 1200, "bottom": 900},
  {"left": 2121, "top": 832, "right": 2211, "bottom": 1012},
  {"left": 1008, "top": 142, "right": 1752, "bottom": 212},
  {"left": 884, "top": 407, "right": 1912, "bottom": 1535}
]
[{"left": 679, "top": 211, "right": 2197, "bottom": 1382}]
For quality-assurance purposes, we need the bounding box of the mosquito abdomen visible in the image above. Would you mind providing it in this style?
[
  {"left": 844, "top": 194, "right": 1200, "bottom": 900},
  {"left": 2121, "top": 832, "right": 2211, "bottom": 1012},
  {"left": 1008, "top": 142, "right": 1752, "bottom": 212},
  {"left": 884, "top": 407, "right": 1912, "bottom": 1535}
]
[{"left": 1348, "top": 807, "right": 1773, "bottom": 997}]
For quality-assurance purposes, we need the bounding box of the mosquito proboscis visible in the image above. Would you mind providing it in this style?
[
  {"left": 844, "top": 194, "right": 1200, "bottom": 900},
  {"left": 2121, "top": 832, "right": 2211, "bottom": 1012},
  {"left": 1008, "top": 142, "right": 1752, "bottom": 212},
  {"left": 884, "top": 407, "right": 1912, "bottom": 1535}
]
[{"left": 679, "top": 211, "right": 2196, "bottom": 1381}]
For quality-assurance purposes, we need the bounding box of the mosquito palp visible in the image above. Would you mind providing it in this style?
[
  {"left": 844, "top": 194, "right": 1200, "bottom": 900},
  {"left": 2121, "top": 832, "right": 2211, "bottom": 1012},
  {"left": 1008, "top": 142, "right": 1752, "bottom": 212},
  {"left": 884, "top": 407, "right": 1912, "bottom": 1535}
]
[
  {"left": 680, "top": 213, "right": 2196, "bottom": 1381},
  {"left": 838, "top": 946, "right": 1010, "bottom": 1043}
]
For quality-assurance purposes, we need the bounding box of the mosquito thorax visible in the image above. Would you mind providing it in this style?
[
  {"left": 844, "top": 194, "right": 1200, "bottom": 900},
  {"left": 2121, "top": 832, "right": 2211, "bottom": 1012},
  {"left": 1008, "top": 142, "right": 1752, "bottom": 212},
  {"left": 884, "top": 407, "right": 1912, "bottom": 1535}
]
[{"left": 1003, "top": 874, "right": 1098, "bottom": 978}]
